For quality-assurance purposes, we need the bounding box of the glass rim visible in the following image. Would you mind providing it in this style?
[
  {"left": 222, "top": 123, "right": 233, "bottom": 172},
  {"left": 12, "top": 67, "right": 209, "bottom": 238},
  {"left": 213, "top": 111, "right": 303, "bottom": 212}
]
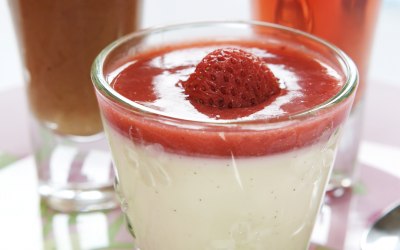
[{"left": 91, "top": 20, "right": 358, "bottom": 127}]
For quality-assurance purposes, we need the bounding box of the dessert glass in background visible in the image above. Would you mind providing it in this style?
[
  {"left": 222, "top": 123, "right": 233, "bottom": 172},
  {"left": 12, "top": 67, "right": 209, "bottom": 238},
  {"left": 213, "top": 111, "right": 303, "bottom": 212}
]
[
  {"left": 92, "top": 21, "right": 358, "bottom": 249},
  {"left": 8, "top": 0, "right": 141, "bottom": 212},
  {"left": 252, "top": 0, "right": 380, "bottom": 194}
]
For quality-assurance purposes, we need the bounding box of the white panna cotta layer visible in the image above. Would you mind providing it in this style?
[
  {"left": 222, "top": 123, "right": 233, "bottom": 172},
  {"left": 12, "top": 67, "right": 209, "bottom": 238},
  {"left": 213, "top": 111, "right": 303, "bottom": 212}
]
[{"left": 105, "top": 123, "right": 339, "bottom": 250}]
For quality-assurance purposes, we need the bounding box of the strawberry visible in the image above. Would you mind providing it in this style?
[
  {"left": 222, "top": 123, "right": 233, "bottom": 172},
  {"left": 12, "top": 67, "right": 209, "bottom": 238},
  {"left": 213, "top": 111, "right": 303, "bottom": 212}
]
[{"left": 182, "top": 48, "right": 280, "bottom": 109}]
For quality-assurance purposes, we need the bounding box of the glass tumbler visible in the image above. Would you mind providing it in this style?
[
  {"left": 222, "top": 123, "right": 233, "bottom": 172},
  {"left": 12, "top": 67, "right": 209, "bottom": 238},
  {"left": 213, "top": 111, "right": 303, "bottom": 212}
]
[
  {"left": 252, "top": 0, "right": 381, "bottom": 194},
  {"left": 8, "top": 0, "right": 142, "bottom": 212},
  {"left": 92, "top": 21, "right": 358, "bottom": 249}
]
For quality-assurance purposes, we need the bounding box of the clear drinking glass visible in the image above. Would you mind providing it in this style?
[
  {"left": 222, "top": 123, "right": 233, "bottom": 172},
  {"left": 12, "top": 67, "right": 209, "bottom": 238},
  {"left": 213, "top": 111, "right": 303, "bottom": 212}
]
[
  {"left": 8, "top": 0, "right": 142, "bottom": 212},
  {"left": 252, "top": 0, "right": 381, "bottom": 194},
  {"left": 92, "top": 21, "right": 358, "bottom": 249}
]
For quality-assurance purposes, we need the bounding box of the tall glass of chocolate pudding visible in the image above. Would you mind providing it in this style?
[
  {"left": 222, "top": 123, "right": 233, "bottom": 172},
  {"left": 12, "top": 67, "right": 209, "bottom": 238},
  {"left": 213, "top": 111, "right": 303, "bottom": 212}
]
[
  {"left": 8, "top": 0, "right": 142, "bottom": 212},
  {"left": 251, "top": 0, "right": 381, "bottom": 196},
  {"left": 92, "top": 21, "right": 358, "bottom": 249}
]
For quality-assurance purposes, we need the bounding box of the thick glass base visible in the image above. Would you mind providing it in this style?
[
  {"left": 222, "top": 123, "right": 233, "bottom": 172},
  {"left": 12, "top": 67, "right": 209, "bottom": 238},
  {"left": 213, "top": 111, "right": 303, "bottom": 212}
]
[
  {"left": 31, "top": 118, "right": 117, "bottom": 212},
  {"left": 39, "top": 184, "right": 117, "bottom": 212},
  {"left": 326, "top": 173, "right": 353, "bottom": 198}
]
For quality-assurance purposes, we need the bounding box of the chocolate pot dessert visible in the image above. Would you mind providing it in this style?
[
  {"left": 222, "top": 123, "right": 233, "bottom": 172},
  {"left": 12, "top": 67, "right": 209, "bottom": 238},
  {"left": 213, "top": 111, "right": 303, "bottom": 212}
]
[{"left": 9, "top": 0, "right": 141, "bottom": 136}]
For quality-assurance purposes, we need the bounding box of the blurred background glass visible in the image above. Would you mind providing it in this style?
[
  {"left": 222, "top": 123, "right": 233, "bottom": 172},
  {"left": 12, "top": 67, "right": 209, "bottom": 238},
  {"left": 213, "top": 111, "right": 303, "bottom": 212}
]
[{"left": 6, "top": 0, "right": 141, "bottom": 212}]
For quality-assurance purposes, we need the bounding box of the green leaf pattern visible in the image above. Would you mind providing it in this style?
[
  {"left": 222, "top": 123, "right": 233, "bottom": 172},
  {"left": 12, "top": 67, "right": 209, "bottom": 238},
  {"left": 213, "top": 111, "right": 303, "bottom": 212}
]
[{"left": 0, "top": 152, "right": 17, "bottom": 170}]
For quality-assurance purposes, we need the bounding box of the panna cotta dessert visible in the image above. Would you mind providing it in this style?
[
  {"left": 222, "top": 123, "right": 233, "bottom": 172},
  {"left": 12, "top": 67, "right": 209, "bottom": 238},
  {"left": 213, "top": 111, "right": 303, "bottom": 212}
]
[{"left": 92, "top": 22, "right": 357, "bottom": 250}]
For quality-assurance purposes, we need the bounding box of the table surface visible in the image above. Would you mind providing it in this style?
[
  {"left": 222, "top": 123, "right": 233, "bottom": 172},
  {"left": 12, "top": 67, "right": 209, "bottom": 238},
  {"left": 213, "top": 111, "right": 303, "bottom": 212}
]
[{"left": 1, "top": 1, "right": 400, "bottom": 250}]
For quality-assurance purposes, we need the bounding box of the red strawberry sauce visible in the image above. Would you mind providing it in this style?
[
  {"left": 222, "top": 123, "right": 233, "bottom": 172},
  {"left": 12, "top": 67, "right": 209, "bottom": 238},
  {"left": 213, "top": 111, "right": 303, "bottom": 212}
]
[{"left": 98, "top": 41, "right": 351, "bottom": 157}]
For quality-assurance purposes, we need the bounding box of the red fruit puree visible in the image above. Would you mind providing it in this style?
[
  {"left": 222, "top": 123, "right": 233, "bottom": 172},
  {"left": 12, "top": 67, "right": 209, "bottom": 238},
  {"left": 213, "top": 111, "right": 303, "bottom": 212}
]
[{"left": 99, "top": 41, "right": 350, "bottom": 157}]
